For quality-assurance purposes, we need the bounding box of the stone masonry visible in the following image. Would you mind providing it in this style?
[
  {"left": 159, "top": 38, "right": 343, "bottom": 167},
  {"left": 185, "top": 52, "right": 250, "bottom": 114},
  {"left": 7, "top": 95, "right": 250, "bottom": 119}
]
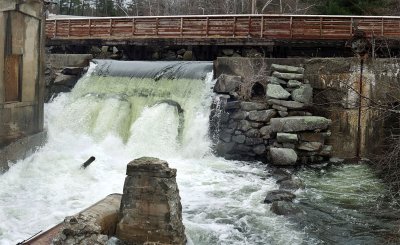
[{"left": 212, "top": 63, "right": 332, "bottom": 165}]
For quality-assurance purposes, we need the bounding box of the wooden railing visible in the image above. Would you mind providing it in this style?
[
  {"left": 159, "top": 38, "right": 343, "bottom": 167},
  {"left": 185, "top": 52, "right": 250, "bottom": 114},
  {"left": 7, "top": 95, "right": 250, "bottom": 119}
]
[{"left": 45, "top": 14, "right": 400, "bottom": 41}]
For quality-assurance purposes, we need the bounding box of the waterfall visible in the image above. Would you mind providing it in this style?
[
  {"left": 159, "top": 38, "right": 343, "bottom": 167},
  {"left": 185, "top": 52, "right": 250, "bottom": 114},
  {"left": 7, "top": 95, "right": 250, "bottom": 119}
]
[{"left": 0, "top": 61, "right": 309, "bottom": 245}]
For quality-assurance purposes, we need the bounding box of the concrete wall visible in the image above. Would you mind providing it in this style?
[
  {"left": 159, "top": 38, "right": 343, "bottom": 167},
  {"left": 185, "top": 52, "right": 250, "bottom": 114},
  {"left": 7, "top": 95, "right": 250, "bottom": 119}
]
[
  {"left": 0, "top": 1, "right": 45, "bottom": 158},
  {"left": 215, "top": 57, "right": 400, "bottom": 159}
]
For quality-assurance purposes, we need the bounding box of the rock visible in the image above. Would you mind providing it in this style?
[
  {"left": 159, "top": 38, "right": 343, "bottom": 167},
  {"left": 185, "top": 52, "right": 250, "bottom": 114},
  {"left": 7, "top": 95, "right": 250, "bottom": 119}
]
[
  {"left": 220, "top": 131, "right": 232, "bottom": 143},
  {"left": 214, "top": 74, "right": 241, "bottom": 93},
  {"left": 228, "top": 120, "right": 238, "bottom": 129},
  {"left": 236, "top": 144, "right": 252, "bottom": 152},
  {"left": 270, "top": 201, "right": 302, "bottom": 216},
  {"left": 232, "top": 52, "right": 242, "bottom": 57},
  {"left": 272, "top": 71, "right": 304, "bottom": 80},
  {"left": 52, "top": 215, "right": 108, "bottom": 245},
  {"left": 277, "top": 133, "right": 298, "bottom": 143},
  {"left": 270, "top": 168, "right": 292, "bottom": 182},
  {"left": 329, "top": 157, "right": 344, "bottom": 164},
  {"left": 267, "top": 76, "right": 287, "bottom": 85},
  {"left": 101, "top": 46, "right": 109, "bottom": 53},
  {"left": 164, "top": 50, "right": 177, "bottom": 60},
  {"left": 222, "top": 48, "right": 235, "bottom": 56},
  {"left": 117, "top": 157, "right": 186, "bottom": 245},
  {"left": 270, "top": 116, "right": 332, "bottom": 133},
  {"left": 287, "top": 80, "right": 302, "bottom": 88},
  {"left": 245, "top": 137, "right": 264, "bottom": 146},
  {"left": 53, "top": 74, "right": 78, "bottom": 87},
  {"left": 278, "top": 177, "right": 305, "bottom": 190},
  {"left": 268, "top": 99, "right": 305, "bottom": 110},
  {"left": 183, "top": 51, "right": 193, "bottom": 61},
  {"left": 152, "top": 51, "right": 160, "bottom": 60},
  {"left": 177, "top": 48, "right": 186, "bottom": 55},
  {"left": 319, "top": 145, "right": 333, "bottom": 156},
  {"left": 297, "top": 142, "right": 323, "bottom": 152},
  {"left": 61, "top": 67, "right": 84, "bottom": 76},
  {"left": 291, "top": 84, "right": 313, "bottom": 104},
  {"left": 90, "top": 46, "right": 102, "bottom": 54},
  {"left": 216, "top": 142, "right": 235, "bottom": 155},
  {"left": 230, "top": 111, "right": 248, "bottom": 120},
  {"left": 278, "top": 111, "right": 289, "bottom": 117},
  {"left": 288, "top": 111, "right": 312, "bottom": 117},
  {"left": 272, "top": 104, "right": 288, "bottom": 112},
  {"left": 245, "top": 129, "right": 261, "bottom": 138},
  {"left": 264, "top": 190, "right": 296, "bottom": 204},
  {"left": 240, "top": 102, "right": 268, "bottom": 111},
  {"left": 299, "top": 132, "right": 328, "bottom": 143},
  {"left": 260, "top": 126, "right": 273, "bottom": 137},
  {"left": 253, "top": 144, "right": 266, "bottom": 155},
  {"left": 237, "top": 120, "right": 252, "bottom": 131},
  {"left": 269, "top": 148, "right": 298, "bottom": 165},
  {"left": 266, "top": 84, "right": 291, "bottom": 100},
  {"left": 243, "top": 48, "right": 263, "bottom": 58},
  {"left": 232, "top": 135, "right": 246, "bottom": 144},
  {"left": 271, "top": 64, "right": 305, "bottom": 74},
  {"left": 225, "top": 101, "right": 241, "bottom": 110},
  {"left": 250, "top": 122, "right": 263, "bottom": 128},
  {"left": 248, "top": 110, "right": 277, "bottom": 122},
  {"left": 282, "top": 143, "right": 295, "bottom": 149}
]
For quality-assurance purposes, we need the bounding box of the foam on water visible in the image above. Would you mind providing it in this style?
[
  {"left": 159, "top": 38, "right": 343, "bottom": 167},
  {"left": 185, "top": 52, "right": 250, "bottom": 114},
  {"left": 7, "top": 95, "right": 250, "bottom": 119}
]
[{"left": 0, "top": 62, "right": 309, "bottom": 245}]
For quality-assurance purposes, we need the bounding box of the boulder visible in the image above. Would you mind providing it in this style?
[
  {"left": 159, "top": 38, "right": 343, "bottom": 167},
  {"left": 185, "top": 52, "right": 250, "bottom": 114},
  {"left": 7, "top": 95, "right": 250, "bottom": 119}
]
[
  {"left": 271, "top": 64, "right": 305, "bottom": 74},
  {"left": 216, "top": 142, "right": 235, "bottom": 155},
  {"left": 269, "top": 148, "right": 298, "bottom": 165},
  {"left": 277, "top": 133, "right": 298, "bottom": 143},
  {"left": 272, "top": 71, "right": 304, "bottom": 81},
  {"left": 267, "top": 76, "right": 287, "bottom": 85},
  {"left": 297, "top": 142, "right": 323, "bottom": 152},
  {"left": 237, "top": 120, "right": 252, "bottom": 131},
  {"left": 240, "top": 102, "right": 268, "bottom": 111},
  {"left": 117, "top": 157, "right": 186, "bottom": 245},
  {"left": 264, "top": 190, "right": 296, "bottom": 204},
  {"left": 214, "top": 74, "right": 241, "bottom": 93},
  {"left": 270, "top": 116, "right": 332, "bottom": 133},
  {"left": 177, "top": 48, "right": 186, "bottom": 55},
  {"left": 270, "top": 201, "right": 302, "bottom": 216},
  {"left": 278, "top": 111, "right": 289, "bottom": 117},
  {"left": 245, "top": 129, "right": 261, "bottom": 138},
  {"left": 270, "top": 168, "right": 292, "bottom": 182},
  {"left": 287, "top": 80, "right": 302, "bottom": 88},
  {"left": 230, "top": 111, "right": 248, "bottom": 120},
  {"left": 225, "top": 101, "right": 241, "bottom": 110},
  {"left": 272, "top": 104, "right": 288, "bottom": 112},
  {"left": 268, "top": 99, "right": 305, "bottom": 110},
  {"left": 53, "top": 74, "right": 78, "bottom": 87},
  {"left": 260, "top": 126, "right": 273, "bottom": 137},
  {"left": 291, "top": 84, "right": 313, "bottom": 104},
  {"left": 253, "top": 144, "right": 266, "bottom": 155},
  {"left": 266, "top": 84, "right": 291, "bottom": 100},
  {"left": 248, "top": 110, "right": 277, "bottom": 122},
  {"left": 319, "top": 145, "right": 333, "bottom": 156},
  {"left": 245, "top": 137, "right": 264, "bottom": 146},
  {"left": 183, "top": 51, "right": 194, "bottom": 61},
  {"left": 61, "top": 67, "right": 84, "bottom": 76},
  {"left": 278, "top": 177, "right": 305, "bottom": 191},
  {"left": 232, "top": 135, "right": 246, "bottom": 144}
]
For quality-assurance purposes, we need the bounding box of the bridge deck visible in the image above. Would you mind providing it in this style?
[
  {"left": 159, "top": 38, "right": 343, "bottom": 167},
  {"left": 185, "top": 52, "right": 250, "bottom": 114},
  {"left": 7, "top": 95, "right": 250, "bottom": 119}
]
[{"left": 46, "top": 14, "right": 400, "bottom": 46}]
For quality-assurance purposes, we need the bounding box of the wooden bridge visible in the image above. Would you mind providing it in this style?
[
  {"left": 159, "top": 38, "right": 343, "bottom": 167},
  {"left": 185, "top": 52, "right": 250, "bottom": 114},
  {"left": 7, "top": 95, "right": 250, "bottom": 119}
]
[{"left": 46, "top": 14, "right": 400, "bottom": 47}]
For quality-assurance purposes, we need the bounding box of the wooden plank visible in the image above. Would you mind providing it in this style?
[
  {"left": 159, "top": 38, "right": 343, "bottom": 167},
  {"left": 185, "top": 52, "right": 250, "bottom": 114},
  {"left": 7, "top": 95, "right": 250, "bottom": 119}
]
[{"left": 4, "top": 55, "right": 21, "bottom": 102}]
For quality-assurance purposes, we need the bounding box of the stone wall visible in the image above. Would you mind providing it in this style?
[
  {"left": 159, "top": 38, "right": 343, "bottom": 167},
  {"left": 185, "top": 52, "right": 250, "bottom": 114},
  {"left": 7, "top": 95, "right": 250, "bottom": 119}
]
[{"left": 0, "top": 1, "right": 45, "bottom": 154}]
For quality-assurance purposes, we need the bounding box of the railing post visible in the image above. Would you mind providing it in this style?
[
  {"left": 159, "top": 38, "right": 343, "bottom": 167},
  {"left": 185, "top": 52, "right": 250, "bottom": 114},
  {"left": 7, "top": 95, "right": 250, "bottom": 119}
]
[
  {"left": 381, "top": 17, "right": 384, "bottom": 36},
  {"left": 109, "top": 19, "right": 113, "bottom": 36},
  {"left": 88, "top": 19, "right": 91, "bottom": 37},
  {"left": 248, "top": 16, "right": 251, "bottom": 37},
  {"left": 206, "top": 17, "right": 209, "bottom": 37},
  {"left": 180, "top": 17, "right": 183, "bottom": 37},
  {"left": 350, "top": 17, "right": 353, "bottom": 36},
  {"left": 54, "top": 19, "right": 57, "bottom": 38},
  {"left": 233, "top": 16, "right": 236, "bottom": 37},
  {"left": 320, "top": 17, "right": 323, "bottom": 38},
  {"left": 260, "top": 16, "right": 264, "bottom": 38},
  {"left": 290, "top": 16, "right": 293, "bottom": 39},
  {"left": 132, "top": 18, "right": 135, "bottom": 36},
  {"left": 68, "top": 19, "right": 71, "bottom": 37},
  {"left": 155, "top": 17, "right": 159, "bottom": 36}
]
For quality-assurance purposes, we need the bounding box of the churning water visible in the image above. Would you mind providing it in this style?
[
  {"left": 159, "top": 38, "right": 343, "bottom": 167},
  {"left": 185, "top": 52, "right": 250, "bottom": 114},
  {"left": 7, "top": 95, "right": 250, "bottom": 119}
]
[{"left": 0, "top": 61, "right": 398, "bottom": 245}]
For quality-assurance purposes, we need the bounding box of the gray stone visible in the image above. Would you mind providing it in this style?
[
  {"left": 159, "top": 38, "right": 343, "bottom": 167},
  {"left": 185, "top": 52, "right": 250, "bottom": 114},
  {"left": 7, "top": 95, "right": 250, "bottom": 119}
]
[
  {"left": 177, "top": 48, "right": 186, "bottom": 55},
  {"left": 235, "top": 144, "right": 252, "bottom": 152},
  {"left": 251, "top": 122, "right": 263, "bottom": 128},
  {"left": 268, "top": 99, "right": 305, "bottom": 110},
  {"left": 288, "top": 111, "right": 313, "bottom": 117},
  {"left": 117, "top": 157, "right": 186, "bottom": 245},
  {"left": 297, "top": 142, "right": 323, "bottom": 152},
  {"left": 240, "top": 101, "right": 268, "bottom": 111},
  {"left": 277, "top": 133, "right": 298, "bottom": 143},
  {"left": 264, "top": 190, "right": 296, "bottom": 204},
  {"left": 220, "top": 131, "right": 232, "bottom": 143},
  {"left": 272, "top": 71, "right": 304, "bottom": 80},
  {"left": 271, "top": 201, "right": 302, "bottom": 216},
  {"left": 278, "top": 177, "right": 305, "bottom": 191},
  {"left": 237, "top": 120, "right": 252, "bottom": 131},
  {"left": 270, "top": 148, "right": 298, "bottom": 165},
  {"left": 278, "top": 111, "right": 289, "bottom": 117},
  {"left": 183, "top": 51, "right": 194, "bottom": 61},
  {"left": 248, "top": 110, "right": 277, "bottom": 122},
  {"left": 319, "top": 145, "right": 333, "bottom": 156},
  {"left": 225, "top": 101, "right": 241, "bottom": 110},
  {"left": 245, "top": 137, "right": 264, "bottom": 146},
  {"left": 61, "top": 67, "right": 84, "bottom": 76},
  {"left": 253, "top": 144, "right": 266, "bottom": 155},
  {"left": 291, "top": 84, "right": 313, "bottom": 104},
  {"left": 267, "top": 76, "right": 287, "bottom": 85},
  {"left": 228, "top": 120, "right": 238, "bottom": 129},
  {"left": 270, "top": 116, "right": 332, "bottom": 133},
  {"left": 53, "top": 74, "right": 78, "bottom": 87},
  {"left": 299, "top": 132, "right": 328, "bottom": 143},
  {"left": 272, "top": 104, "right": 288, "bottom": 112},
  {"left": 235, "top": 131, "right": 242, "bottom": 135},
  {"left": 216, "top": 142, "right": 235, "bottom": 155},
  {"left": 164, "top": 50, "right": 177, "bottom": 60},
  {"left": 282, "top": 143, "right": 296, "bottom": 149},
  {"left": 214, "top": 74, "right": 241, "bottom": 93},
  {"left": 260, "top": 126, "right": 273, "bottom": 137},
  {"left": 232, "top": 135, "right": 246, "bottom": 144},
  {"left": 222, "top": 48, "right": 235, "bottom": 56},
  {"left": 287, "top": 80, "right": 302, "bottom": 88},
  {"left": 271, "top": 64, "right": 305, "bottom": 74},
  {"left": 266, "top": 84, "right": 291, "bottom": 100},
  {"left": 245, "top": 129, "right": 261, "bottom": 138},
  {"left": 230, "top": 111, "right": 248, "bottom": 120}
]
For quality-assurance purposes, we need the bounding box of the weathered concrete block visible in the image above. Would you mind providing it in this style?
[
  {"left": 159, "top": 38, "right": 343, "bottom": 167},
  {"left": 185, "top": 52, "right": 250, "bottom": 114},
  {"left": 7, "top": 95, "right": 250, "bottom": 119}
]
[
  {"left": 117, "top": 157, "right": 186, "bottom": 245},
  {"left": 270, "top": 148, "right": 298, "bottom": 165},
  {"left": 266, "top": 84, "right": 291, "bottom": 100},
  {"left": 270, "top": 116, "right": 332, "bottom": 133},
  {"left": 213, "top": 74, "right": 241, "bottom": 93}
]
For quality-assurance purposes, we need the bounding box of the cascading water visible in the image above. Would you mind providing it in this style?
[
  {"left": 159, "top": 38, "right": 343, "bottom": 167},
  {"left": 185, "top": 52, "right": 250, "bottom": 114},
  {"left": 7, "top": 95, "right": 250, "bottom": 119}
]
[{"left": 0, "top": 61, "right": 310, "bottom": 245}]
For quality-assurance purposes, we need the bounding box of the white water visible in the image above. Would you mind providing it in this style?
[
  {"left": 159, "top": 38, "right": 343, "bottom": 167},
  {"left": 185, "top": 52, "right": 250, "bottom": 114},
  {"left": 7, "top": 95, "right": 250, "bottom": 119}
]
[{"left": 0, "top": 63, "right": 309, "bottom": 245}]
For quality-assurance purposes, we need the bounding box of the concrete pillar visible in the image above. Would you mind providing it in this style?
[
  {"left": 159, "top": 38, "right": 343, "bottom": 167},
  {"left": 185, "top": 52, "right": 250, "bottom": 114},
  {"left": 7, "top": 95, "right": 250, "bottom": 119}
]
[{"left": 116, "top": 157, "right": 187, "bottom": 245}]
